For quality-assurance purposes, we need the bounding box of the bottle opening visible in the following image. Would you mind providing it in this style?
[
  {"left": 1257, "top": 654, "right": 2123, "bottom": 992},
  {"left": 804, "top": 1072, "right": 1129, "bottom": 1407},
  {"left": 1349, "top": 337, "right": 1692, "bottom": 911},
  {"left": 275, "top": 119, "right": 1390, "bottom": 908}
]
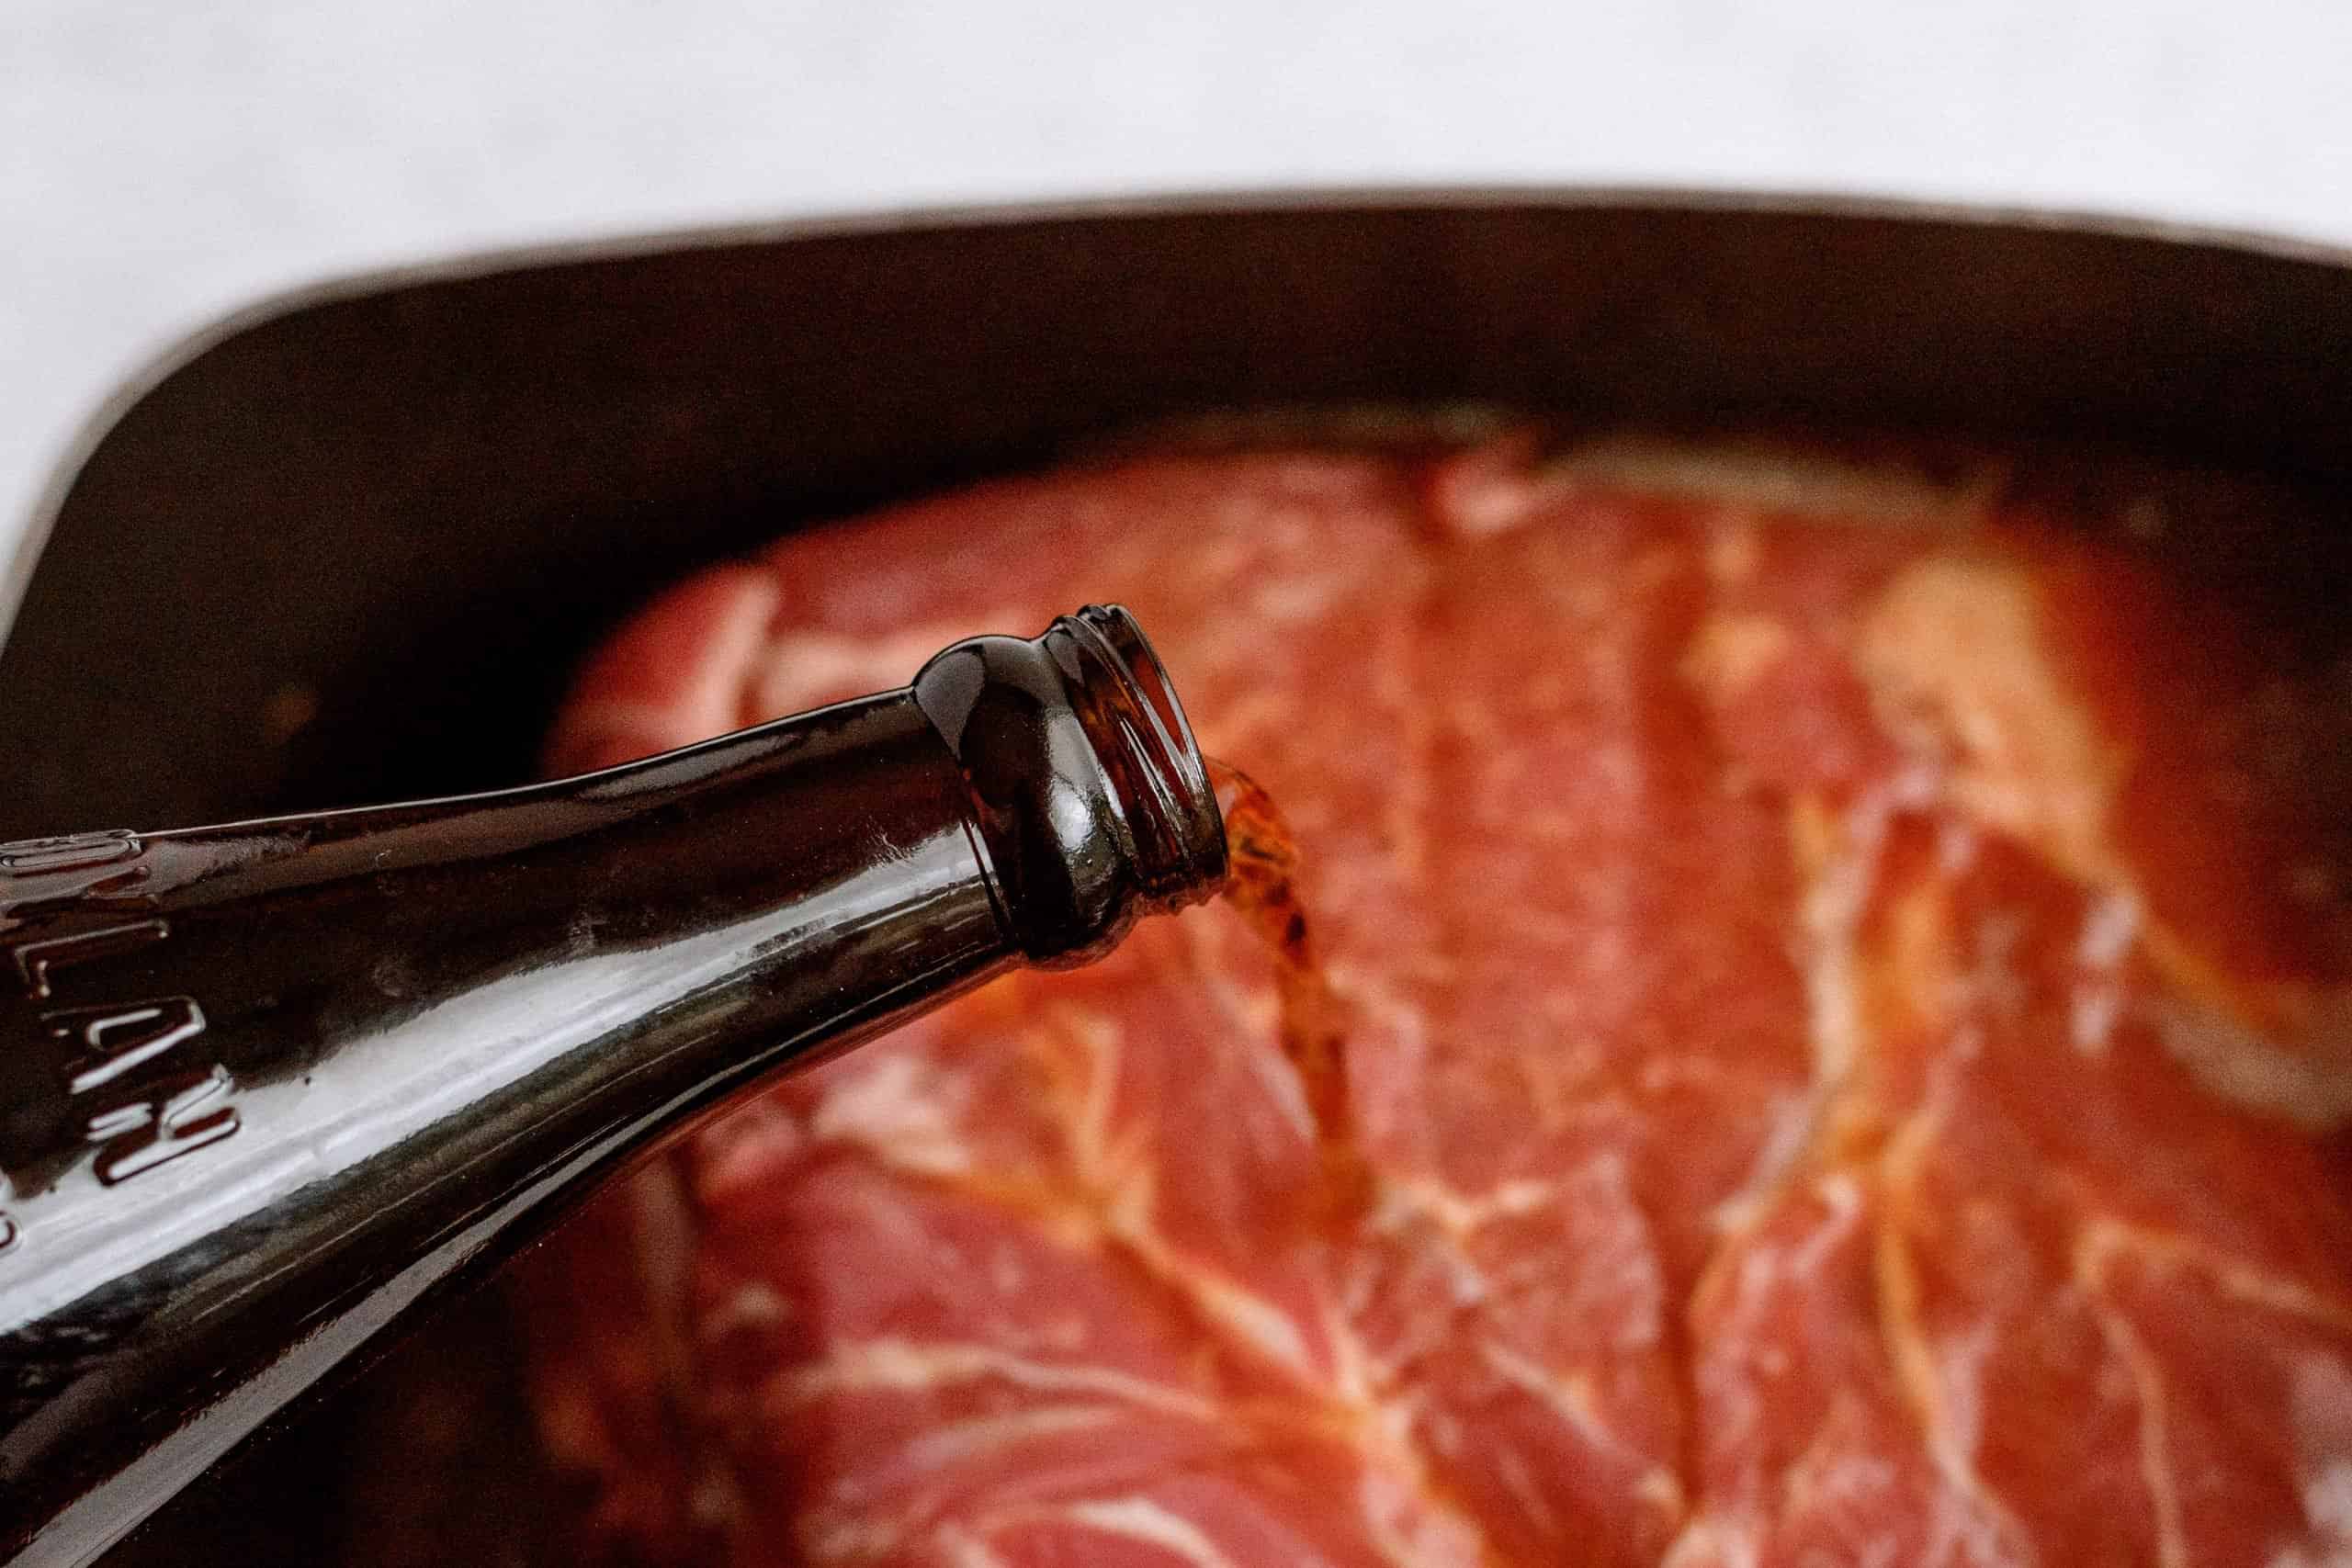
[{"left": 1048, "top": 605, "right": 1229, "bottom": 909}]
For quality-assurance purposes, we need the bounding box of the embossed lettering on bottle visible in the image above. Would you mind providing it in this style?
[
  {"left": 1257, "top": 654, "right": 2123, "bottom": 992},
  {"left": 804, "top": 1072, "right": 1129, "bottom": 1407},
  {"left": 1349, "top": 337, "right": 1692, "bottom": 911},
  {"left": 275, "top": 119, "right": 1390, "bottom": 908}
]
[{"left": 1, "top": 831, "right": 242, "bottom": 1246}]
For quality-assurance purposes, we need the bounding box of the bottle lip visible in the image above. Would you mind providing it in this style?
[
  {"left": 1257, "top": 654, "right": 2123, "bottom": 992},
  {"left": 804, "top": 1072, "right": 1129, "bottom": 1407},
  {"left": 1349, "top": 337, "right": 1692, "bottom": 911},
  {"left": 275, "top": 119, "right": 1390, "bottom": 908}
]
[{"left": 1049, "top": 605, "right": 1229, "bottom": 910}]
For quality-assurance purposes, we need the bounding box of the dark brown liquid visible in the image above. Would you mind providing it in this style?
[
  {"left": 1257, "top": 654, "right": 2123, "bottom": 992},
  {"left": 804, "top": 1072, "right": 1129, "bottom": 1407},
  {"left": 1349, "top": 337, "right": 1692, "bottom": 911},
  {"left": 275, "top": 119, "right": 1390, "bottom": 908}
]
[{"left": 1206, "top": 760, "right": 1364, "bottom": 1217}]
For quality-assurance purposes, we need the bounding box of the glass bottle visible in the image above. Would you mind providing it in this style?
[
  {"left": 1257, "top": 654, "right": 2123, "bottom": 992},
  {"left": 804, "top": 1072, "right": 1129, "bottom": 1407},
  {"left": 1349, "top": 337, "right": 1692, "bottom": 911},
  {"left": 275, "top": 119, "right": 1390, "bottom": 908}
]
[{"left": 0, "top": 604, "right": 1227, "bottom": 1568}]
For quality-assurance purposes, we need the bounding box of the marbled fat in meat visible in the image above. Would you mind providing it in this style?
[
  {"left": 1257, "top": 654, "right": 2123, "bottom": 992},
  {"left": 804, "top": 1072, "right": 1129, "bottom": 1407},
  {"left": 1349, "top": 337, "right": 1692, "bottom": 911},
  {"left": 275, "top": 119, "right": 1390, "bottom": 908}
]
[{"left": 515, "top": 435, "right": 2352, "bottom": 1567}]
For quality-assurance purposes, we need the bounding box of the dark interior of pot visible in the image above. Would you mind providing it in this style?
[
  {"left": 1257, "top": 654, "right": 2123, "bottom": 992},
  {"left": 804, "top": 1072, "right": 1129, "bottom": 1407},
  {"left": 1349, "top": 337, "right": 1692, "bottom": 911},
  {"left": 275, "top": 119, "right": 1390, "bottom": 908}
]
[{"left": 6, "top": 195, "right": 2350, "bottom": 1565}]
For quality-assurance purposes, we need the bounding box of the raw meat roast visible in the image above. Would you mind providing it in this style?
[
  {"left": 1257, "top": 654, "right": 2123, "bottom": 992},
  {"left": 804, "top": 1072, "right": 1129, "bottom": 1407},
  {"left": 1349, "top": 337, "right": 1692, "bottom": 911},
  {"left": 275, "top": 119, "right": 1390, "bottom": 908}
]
[{"left": 514, "top": 430, "right": 2352, "bottom": 1567}]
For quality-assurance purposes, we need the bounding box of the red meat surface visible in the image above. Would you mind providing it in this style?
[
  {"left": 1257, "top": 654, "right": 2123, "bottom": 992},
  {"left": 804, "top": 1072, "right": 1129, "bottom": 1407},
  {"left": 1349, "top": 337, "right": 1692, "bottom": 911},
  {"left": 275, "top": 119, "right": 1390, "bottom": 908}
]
[{"left": 514, "top": 433, "right": 2352, "bottom": 1567}]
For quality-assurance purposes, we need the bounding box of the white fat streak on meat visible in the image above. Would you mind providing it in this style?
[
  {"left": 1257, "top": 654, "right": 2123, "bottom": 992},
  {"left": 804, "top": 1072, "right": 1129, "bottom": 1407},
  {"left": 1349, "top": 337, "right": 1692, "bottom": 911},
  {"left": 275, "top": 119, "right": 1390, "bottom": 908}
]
[
  {"left": 1659, "top": 1516, "right": 1765, "bottom": 1568},
  {"left": 1859, "top": 558, "right": 2122, "bottom": 874},
  {"left": 1353, "top": 1468, "right": 1488, "bottom": 1568},
  {"left": 1960, "top": 909, "right": 2030, "bottom": 1026},
  {"left": 1239, "top": 1027, "right": 1318, "bottom": 1146},
  {"left": 1475, "top": 1340, "right": 1684, "bottom": 1515},
  {"left": 2278, "top": 1361, "right": 2352, "bottom": 1568},
  {"left": 1803, "top": 766, "right": 1939, "bottom": 1087},
  {"left": 1328, "top": 1258, "right": 1386, "bottom": 1404},
  {"left": 1925, "top": 1322, "right": 2001, "bottom": 1489},
  {"left": 1491, "top": 1445, "right": 1561, "bottom": 1540},
  {"left": 1782, "top": 1397, "right": 2015, "bottom": 1568},
  {"left": 740, "top": 618, "right": 1019, "bottom": 723},
  {"left": 696, "top": 1280, "right": 788, "bottom": 1344},
  {"left": 807, "top": 1051, "right": 976, "bottom": 1177},
  {"left": 1705, "top": 765, "right": 1935, "bottom": 1247},
  {"left": 1697, "top": 1173, "right": 1866, "bottom": 1478},
  {"left": 1201, "top": 1284, "right": 1317, "bottom": 1376},
  {"left": 1793, "top": 1171, "right": 1867, "bottom": 1275},
  {"left": 1703, "top": 517, "right": 1763, "bottom": 586},
  {"left": 1550, "top": 438, "right": 2003, "bottom": 530},
  {"left": 1707, "top": 1091, "right": 1817, "bottom": 1235},
  {"left": 932, "top": 1524, "right": 1015, "bottom": 1568},
  {"left": 1035, "top": 1497, "right": 1249, "bottom": 1568},
  {"left": 1423, "top": 437, "right": 1561, "bottom": 538},
  {"left": 773, "top": 1338, "right": 1220, "bottom": 1421},
  {"left": 1565, "top": 1150, "right": 1667, "bottom": 1353},
  {"left": 1874, "top": 1106, "right": 2038, "bottom": 1565},
  {"left": 898, "top": 1404, "right": 1125, "bottom": 1474},
  {"left": 2271, "top": 1489, "right": 2352, "bottom": 1568},
  {"left": 1023, "top": 935, "right": 1327, "bottom": 1381},
  {"left": 803, "top": 1511, "right": 918, "bottom": 1565},
  {"left": 1772, "top": 1396, "right": 1922, "bottom": 1568},
  {"left": 1379, "top": 1173, "right": 1562, "bottom": 1237},
  {"left": 2095, "top": 1261, "right": 2352, "bottom": 1568},
  {"left": 1679, "top": 611, "right": 1793, "bottom": 708},
  {"left": 1319, "top": 960, "right": 1435, "bottom": 1156},
  {"left": 2076, "top": 887, "right": 2141, "bottom": 968},
  {"left": 691, "top": 1097, "right": 808, "bottom": 1205},
  {"left": 627, "top": 1158, "right": 697, "bottom": 1340},
  {"left": 2151, "top": 991, "right": 2352, "bottom": 1132},
  {"left": 1936, "top": 816, "right": 1981, "bottom": 876},
  {"left": 2069, "top": 891, "right": 2141, "bottom": 1056},
  {"left": 1048, "top": 1006, "right": 1125, "bottom": 1172},
  {"left": 1114, "top": 1213, "right": 1318, "bottom": 1376},
  {"left": 2078, "top": 1297, "right": 2188, "bottom": 1568},
  {"left": 2075, "top": 1217, "right": 2352, "bottom": 1340},
  {"left": 688, "top": 1468, "right": 745, "bottom": 1534},
  {"left": 1249, "top": 566, "right": 1348, "bottom": 624},
  {"left": 584, "top": 1155, "right": 750, "bottom": 1559},
  {"left": 1356, "top": 1153, "right": 1657, "bottom": 1373},
  {"left": 1781, "top": 1435, "right": 1901, "bottom": 1527},
  {"left": 549, "top": 570, "right": 784, "bottom": 769},
  {"left": 1917, "top": 1498, "right": 2016, "bottom": 1568}
]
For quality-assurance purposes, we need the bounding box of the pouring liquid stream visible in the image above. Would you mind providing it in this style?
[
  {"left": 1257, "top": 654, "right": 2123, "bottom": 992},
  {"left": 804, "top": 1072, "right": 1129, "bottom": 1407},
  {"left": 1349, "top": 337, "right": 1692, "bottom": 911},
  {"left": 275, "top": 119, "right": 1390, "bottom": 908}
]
[{"left": 1205, "top": 759, "right": 1367, "bottom": 1220}]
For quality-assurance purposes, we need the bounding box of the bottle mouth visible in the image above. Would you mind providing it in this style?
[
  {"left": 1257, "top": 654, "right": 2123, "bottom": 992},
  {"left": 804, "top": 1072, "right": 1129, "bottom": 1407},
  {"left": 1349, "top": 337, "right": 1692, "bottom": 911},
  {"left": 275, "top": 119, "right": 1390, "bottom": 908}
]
[{"left": 1046, "top": 605, "right": 1229, "bottom": 910}]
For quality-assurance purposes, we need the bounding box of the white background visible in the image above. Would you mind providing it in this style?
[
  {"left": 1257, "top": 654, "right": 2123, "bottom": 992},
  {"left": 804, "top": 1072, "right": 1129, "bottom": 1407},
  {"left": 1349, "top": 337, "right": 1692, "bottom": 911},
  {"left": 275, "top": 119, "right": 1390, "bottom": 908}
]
[{"left": 8, "top": 0, "right": 2352, "bottom": 574}]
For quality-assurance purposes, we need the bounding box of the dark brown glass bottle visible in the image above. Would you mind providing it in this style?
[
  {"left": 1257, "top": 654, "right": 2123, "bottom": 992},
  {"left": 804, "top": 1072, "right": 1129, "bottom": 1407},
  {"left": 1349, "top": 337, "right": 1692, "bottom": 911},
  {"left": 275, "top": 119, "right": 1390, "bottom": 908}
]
[{"left": 0, "top": 604, "right": 1227, "bottom": 1568}]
